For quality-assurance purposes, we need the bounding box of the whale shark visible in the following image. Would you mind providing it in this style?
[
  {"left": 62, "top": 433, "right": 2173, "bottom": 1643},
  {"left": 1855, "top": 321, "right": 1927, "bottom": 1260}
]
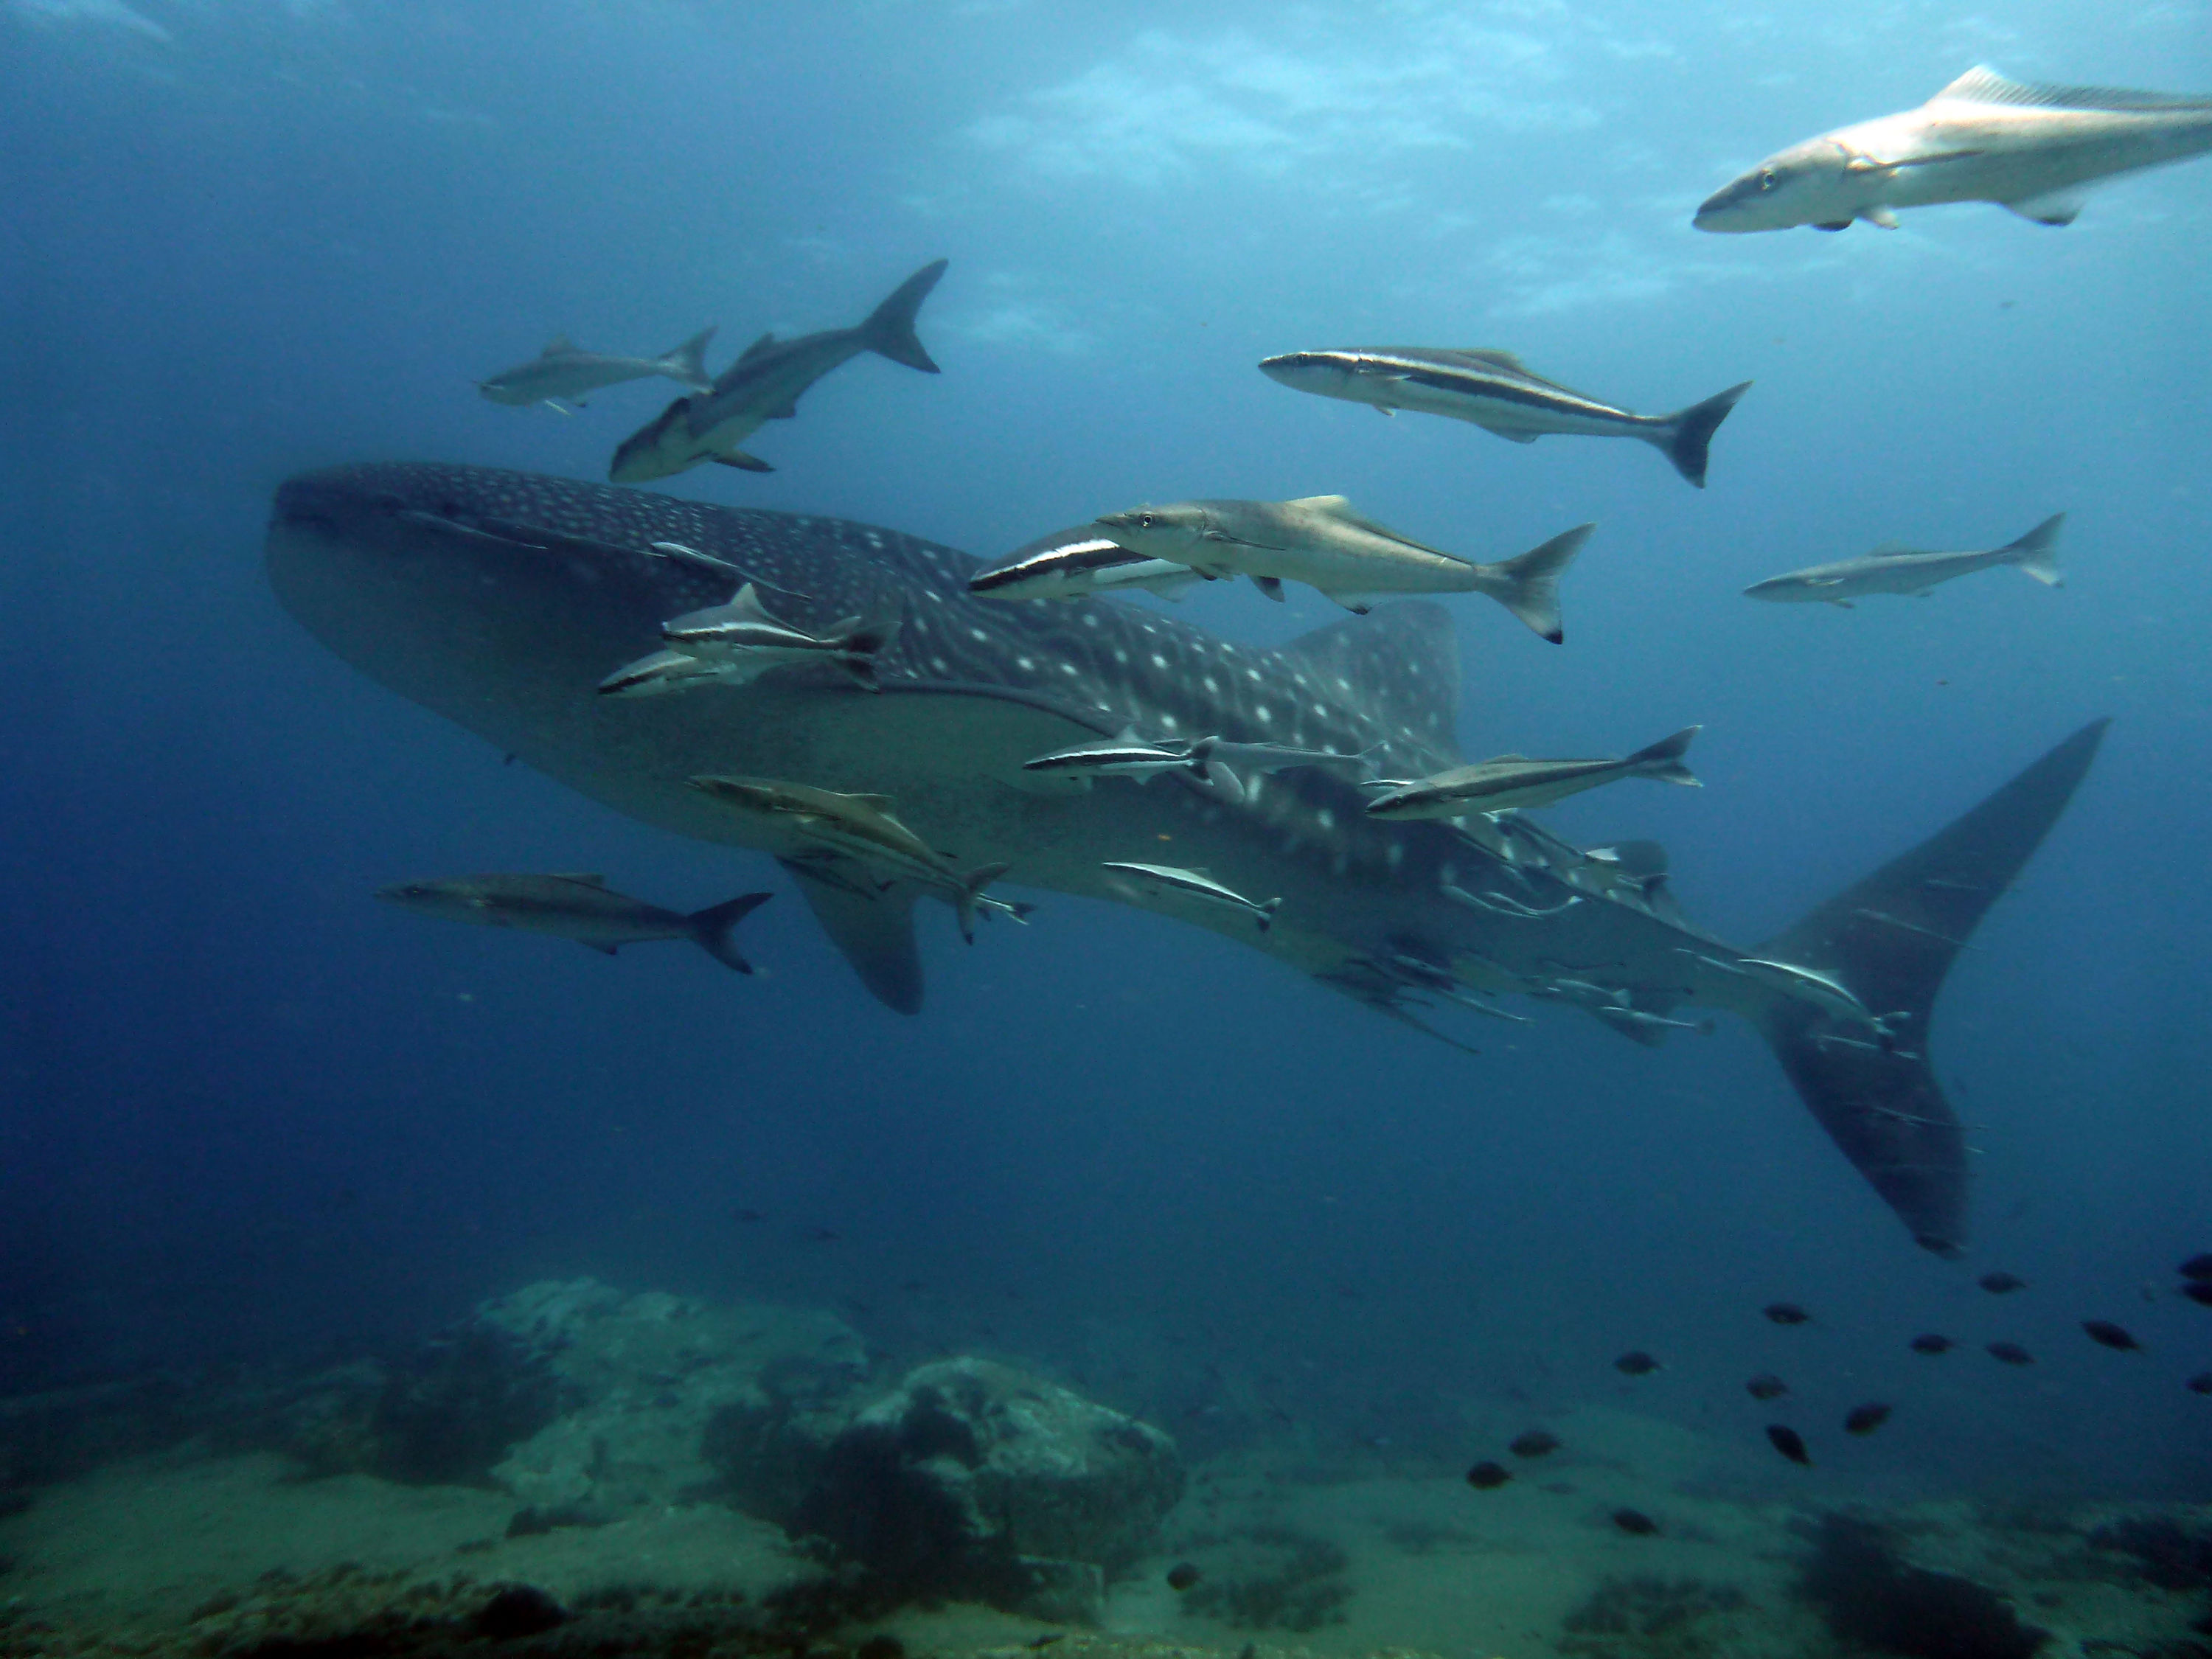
[{"left": 265, "top": 462, "right": 2107, "bottom": 1256}]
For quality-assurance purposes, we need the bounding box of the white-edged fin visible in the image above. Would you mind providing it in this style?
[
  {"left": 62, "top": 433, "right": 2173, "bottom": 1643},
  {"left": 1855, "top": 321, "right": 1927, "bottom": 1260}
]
[
  {"left": 2002, "top": 512, "right": 2065, "bottom": 586},
  {"left": 2003, "top": 187, "right": 2090, "bottom": 226},
  {"left": 1933, "top": 64, "right": 2212, "bottom": 112}
]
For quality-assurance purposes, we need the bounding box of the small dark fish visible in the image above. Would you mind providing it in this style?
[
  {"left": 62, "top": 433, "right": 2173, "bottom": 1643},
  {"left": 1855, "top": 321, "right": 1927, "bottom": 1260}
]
[
  {"left": 1614, "top": 1351, "right": 1662, "bottom": 1376},
  {"left": 1763, "top": 1302, "right": 1811, "bottom": 1325},
  {"left": 1464, "top": 1461, "right": 1512, "bottom": 1490},
  {"left": 1509, "top": 1429, "right": 1562, "bottom": 1458},
  {"left": 1766, "top": 1424, "right": 1812, "bottom": 1466},
  {"left": 2179, "top": 1253, "right": 2212, "bottom": 1282},
  {"left": 1166, "top": 1563, "right": 1202, "bottom": 1592},
  {"left": 1745, "top": 1374, "right": 1790, "bottom": 1401},
  {"left": 2081, "top": 1319, "right": 2141, "bottom": 1352},
  {"left": 1908, "top": 1333, "right": 1955, "bottom": 1354},
  {"left": 1987, "top": 1341, "right": 2035, "bottom": 1366},
  {"left": 2187, "top": 1373, "right": 2212, "bottom": 1396},
  {"left": 2182, "top": 1282, "right": 2212, "bottom": 1308},
  {"left": 1610, "top": 1508, "right": 1659, "bottom": 1536},
  {"left": 1843, "top": 1402, "right": 1893, "bottom": 1436},
  {"left": 1979, "top": 1271, "right": 2027, "bottom": 1294}
]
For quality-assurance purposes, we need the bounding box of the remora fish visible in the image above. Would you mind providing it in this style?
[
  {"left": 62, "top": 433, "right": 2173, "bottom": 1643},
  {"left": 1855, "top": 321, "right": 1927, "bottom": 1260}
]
[
  {"left": 1363, "top": 728, "right": 1701, "bottom": 821},
  {"left": 268, "top": 459, "right": 2109, "bottom": 1255},
  {"left": 610, "top": 259, "right": 947, "bottom": 482},
  {"left": 479, "top": 327, "right": 716, "bottom": 408},
  {"left": 655, "top": 582, "right": 897, "bottom": 691},
  {"left": 375, "top": 873, "right": 769, "bottom": 972},
  {"left": 1695, "top": 66, "right": 2212, "bottom": 233},
  {"left": 1101, "top": 862, "right": 1282, "bottom": 932},
  {"left": 686, "top": 774, "right": 1009, "bottom": 942},
  {"left": 1259, "top": 348, "right": 1752, "bottom": 489},
  {"left": 1022, "top": 731, "right": 1227, "bottom": 789},
  {"left": 1745, "top": 515, "right": 2064, "bottom": 607},
  {"left": 1093, "top": 496, "right": 1593, "bottom": 639},
  {"left": 969, "top": 526, "right": 1203, "bottom": 602}
]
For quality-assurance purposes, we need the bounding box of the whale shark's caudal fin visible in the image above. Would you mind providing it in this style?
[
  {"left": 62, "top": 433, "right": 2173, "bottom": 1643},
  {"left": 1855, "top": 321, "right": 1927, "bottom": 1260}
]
[{"left": 1751, "top": 719, "right": 2108, "bottom": 1255}]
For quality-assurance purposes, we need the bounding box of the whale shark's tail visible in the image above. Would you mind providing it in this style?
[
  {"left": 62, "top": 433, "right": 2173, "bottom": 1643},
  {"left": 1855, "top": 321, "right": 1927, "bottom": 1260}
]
[{"left": 1751, "top": 719, "right": 2108, "bottom": 1254}]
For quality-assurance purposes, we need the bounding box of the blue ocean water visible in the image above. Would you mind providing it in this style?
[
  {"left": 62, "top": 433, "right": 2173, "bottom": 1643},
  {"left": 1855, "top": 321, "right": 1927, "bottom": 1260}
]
[{"left": 2, "top": 0, "right": 2208, "bottom": 1518}]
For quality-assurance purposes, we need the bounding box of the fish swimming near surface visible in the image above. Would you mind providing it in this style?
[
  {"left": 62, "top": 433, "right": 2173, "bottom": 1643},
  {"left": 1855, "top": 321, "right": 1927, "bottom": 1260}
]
[
  {"left": 1745, "top": 515, "right": 2064, "bottom": 607},
  {"left": 609, "top": 259, "right": 946, "bottom": 482},
  {"left": 375, "top": 873, "right": 770, "bottom": 972},
  {"left": 479, "top": 327, "right": 716, "bottom": 409},
  {"left": 1363, "top": 728, "right": 1700, "bottom": 821},
  {"left": 1259, "top": 347, "right": 1751, "bottom": 489},
  {"left": 969, "top": 526, "right": 1203, "bottom": 603},
  {"left": 267, "top": 459, "right": 2108, "bottom": 1254},
  {"left": 1092, "top": 497, "right": 1592, "bottom": 638},
  {"left": 1695, "top": 67, "right": 2212, "bottom": 233}
]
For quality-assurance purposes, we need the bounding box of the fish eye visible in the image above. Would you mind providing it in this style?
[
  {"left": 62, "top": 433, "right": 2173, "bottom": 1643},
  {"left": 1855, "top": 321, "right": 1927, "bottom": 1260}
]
[
  {"left": 1139, "top": 512, "right": 1155, "bottom": 529},
  {"left": 1757, "top": 168, "right": 1777, "bottom": 192}
]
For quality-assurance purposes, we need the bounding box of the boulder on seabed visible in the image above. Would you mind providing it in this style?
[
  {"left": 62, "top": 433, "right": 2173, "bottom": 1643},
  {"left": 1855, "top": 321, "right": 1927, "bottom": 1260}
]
[{"left": 796, "top": 1356, "right": 1185, "bottom": 1621}]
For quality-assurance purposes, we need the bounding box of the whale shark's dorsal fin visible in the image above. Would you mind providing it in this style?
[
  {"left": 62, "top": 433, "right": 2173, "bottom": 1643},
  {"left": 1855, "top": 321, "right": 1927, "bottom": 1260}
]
[
  {"left": 780, "top": 857, "right": 924, "bottom": 1014},
  {"left": 1280, "top": 602, "right": 1461, "bottom": 759}
]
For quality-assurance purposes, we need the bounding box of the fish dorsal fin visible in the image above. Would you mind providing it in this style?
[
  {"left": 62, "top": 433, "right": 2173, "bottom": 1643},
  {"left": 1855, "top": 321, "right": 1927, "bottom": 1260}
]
[
  {"left": 549, "top": 872, "right": 607, "bottom": 885},
  {"left": 1279, "top": 602, "right": 1461, "bottom": 758},
  {"left": 1486, "top": 753, "right": 1528, "bottom": 763},
  {"left": 849, "top": 793, "right": 897, "bottom": 813},
  {"left": 737, "top": 331, "right": 779, "bottom": 364},
  {"left": 1450, "top": 348, "right": 1527, "bottom": 370},
  {"left": 1932, "top": 64, "right": 2212, "bottom": 112},
  {"left": 1868, "top": 540, "right": 1920, "bottom": 557},
  {"left": 1290, "top": 494, "right": 1357, "bottom": 516},
  {"left": 541, "top": 335, "right": 574, "bottom": 355},
  {"left": 726, "top": 582, "right": 774, "bottom": 618},
  {"left": 1291, "top": 494, "right": 1453, "bottom": 554}
]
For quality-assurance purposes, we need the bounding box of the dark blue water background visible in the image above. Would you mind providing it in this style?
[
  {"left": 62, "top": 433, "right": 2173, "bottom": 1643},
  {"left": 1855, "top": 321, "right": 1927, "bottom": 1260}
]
[{"left": 3, "top": 0, "right": 2208, "bottom": 1495}]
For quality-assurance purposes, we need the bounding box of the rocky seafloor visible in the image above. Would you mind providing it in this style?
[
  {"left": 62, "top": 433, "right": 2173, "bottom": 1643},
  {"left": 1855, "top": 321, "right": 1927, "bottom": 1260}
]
[{"left": 1, "top": 1279, "right": 2209, "bottom": 1659}]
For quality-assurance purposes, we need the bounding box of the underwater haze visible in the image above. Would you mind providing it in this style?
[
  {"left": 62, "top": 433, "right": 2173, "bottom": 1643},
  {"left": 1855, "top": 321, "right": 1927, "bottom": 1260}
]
[{"left": 5, "top": 0, "right": 2212, "bottom": 1614}]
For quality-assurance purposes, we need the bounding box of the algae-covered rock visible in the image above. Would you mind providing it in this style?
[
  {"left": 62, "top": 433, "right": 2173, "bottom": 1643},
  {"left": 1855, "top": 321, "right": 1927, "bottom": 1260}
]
[
  {"left": 796, "top": 1356, "right": 1185, "bottom": 1613},
  {"left": 479, "top": 1279, "right": 868, "bottom": 1517}
]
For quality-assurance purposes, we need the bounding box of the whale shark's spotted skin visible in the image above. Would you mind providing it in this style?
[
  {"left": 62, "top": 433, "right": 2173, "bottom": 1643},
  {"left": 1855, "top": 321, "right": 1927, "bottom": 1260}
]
[{"left": 268, "top": 462, "right": 2105, "bottom": 1255}]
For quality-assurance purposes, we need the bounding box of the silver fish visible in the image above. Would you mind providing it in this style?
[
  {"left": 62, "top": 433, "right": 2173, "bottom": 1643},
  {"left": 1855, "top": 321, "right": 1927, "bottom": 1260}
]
[
  {"left": 1260, "top": 347, "right": 1750, "bottom": 488},
  {"left": 1022, "top": 730, "right": 1225, "bottom": 789},
  {"left": 1745, "top": 515, "right": 2063, "bottom": 606},
  {"left": 1099, "top": 861, "right": 1281, "bottom": 932},
  {"left": 1696, "top": 66, "right": 2212, "bottom": 233},
  {"left": 658, "top": 582, "right": 897, "bottom": 691},
  {"left": 969, "top": 526, "right": 1203, "bottom": 602},
  {"left": 1364, "top": 728, "right": 1701, "bottom": 820},
  {"left": 1093, "top": 495, "right": 1591, "bottom": 638},
  {"left": 610, "top": 260, "right": 945, "bottom": 482},
  {"left": 375, "top": 873, "right": 768, "bottom": 972},
  {"left": 479, "top": 327, "right": 715, "bottom": 408}
]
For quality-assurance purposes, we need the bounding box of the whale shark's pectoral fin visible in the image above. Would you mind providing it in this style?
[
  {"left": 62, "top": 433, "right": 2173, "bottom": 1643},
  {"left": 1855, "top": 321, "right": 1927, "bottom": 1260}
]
[
  {"left": 1750, "top": 719, "right": 2108, "bottom": 1254},
  {"left": 780, "top": 855, "right": 924, "bottom": 1013}
]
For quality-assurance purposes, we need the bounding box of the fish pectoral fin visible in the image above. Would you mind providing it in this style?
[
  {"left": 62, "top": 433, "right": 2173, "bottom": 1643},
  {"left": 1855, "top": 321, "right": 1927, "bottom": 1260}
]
[
  {"left": 2003, "top": 187, "right": 2089, "bottom": 226},
  {"left": 712, "top": 452, "right": 776, "bottom": 473},
  {"left": 767, "top": 401, "right": 799, "bottom": 420},
  {"left": 781, "top": 858, "right": 925, "bottom": 1014},
  {"left": 1860, "top": 205, "right": 1902, "bottom": 229},
  {"left": 1812, "top": 221, "right": 1852, "bottom": 232},
  {"left": 1251, "top": 574, "right": 1287, "bottom": 602},
  {"left": 1492, "top": 428, "right": 1544, "bottom": 444},
  {"left": 1374, "top": 404, "right": 1395, "bottom": 416}
]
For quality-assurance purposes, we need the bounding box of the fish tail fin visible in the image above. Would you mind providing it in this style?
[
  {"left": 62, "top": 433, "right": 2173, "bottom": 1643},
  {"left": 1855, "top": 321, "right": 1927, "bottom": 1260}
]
[
  {"left": 1748, "top": 720, "right": 2107, "bottom": 1254},
  {"left": 1256, "top": 896, "right": 1284, "bottom": 933},
  {"left": 2003, "top": 512, "right": 2065, "bottom": 587},
  {"left": 1656, "top": 380, "right": 1752, "bottom": 487},
  {"left": 863, "top": 258, "right": 949, "bottom": 373},
  {"left": 832, "top": 609, "right": 903, "bottom": 692},
  {"left": 658, "top": 325, "right": 717, "bottom": 392},
  {"left": 688, "top": 890, "right": 773, "bottom": 973},
  {"left": 953, "top": 861, "right": 1012, "bottom": 943},
  {"left": 1486, "top": 523, "right": 1593, "bottom": 644},
  {"left": 1629, "top": 725, "right": 1702, "bottom": 787}
]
